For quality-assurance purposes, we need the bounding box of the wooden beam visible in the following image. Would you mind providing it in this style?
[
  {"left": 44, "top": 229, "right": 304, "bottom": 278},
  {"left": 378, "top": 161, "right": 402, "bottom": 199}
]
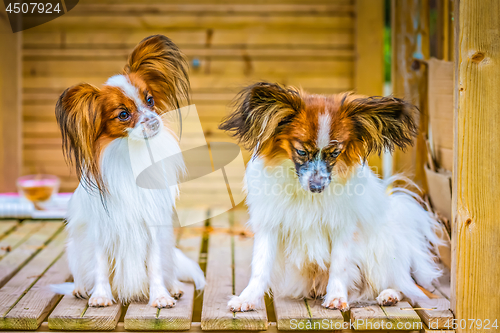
[
  {"left": 452, "top": 0, "right": 500, "bottom": 330},
  {"left": 355, "top": 0, "right": 385, "bottom": 176},
  {"left": 0, "top": 10, "right": 22, "bottom": 192},
  {"left": 391, "top": 0, "right": 429, "bottom": 189}
]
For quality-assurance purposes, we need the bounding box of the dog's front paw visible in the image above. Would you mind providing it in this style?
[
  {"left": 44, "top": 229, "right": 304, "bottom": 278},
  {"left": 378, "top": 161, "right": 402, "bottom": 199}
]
[
  {"left": 322, "top": 295, "right": 349, "bottom": 311},
  {"left": 88, "top": 295, "right": 113, "bottom": 307},
  {"left": 168, "top": 282, "right": 184, "bottom": 300},
  {"left": 151, "top": 295, "right": 176, "bottom": 308},
  {"left": 376, "top": 289, "right": 402, "bottom": 306},
  {"left": 228, "top": 295, "right": 255, "bottom": 312}
]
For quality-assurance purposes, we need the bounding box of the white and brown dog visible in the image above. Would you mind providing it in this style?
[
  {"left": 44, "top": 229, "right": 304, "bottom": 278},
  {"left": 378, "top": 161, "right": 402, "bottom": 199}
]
[
  {"left": 220, "top": 82, "right": 442, "bottom": 312},
  {"left": 53, "top": 35, "right": 205, "bottom": 308}
]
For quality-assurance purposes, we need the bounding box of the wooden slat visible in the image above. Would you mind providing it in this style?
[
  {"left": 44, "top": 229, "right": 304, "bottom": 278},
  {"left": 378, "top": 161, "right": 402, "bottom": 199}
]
[
  {"left": 0, "top": 11, "right": 22, "bottom": 192},
  {"left": 233, "top": 216, "right": 267, "bottom": 330},
  {"left": 414, "top": 297, "right": 453, "bottom": 330},
  {"left": 1, "top": 253, "right": 71, "bottom": 330},
  {"left": 48, "top": 296, "right": 122, "bottom": 331},
  {"left": 124, "top": 283, "right": 195, "bottom": 331},
  {"left": 0, "top": 230, "right": 67, "bottom": 327},
  {"left": 0, "top": 221, "right": 20, "bottom": 241},
  {"left": 274, "top": 297, "right": 311, "bottom": 330},
  {"left": 0, "top": 221, "right": 44, "bottom": 259},
  {"left": 200, "top": 212, "right": 233, "bottom": 330},
  {"left": 0, "top": 221, "right": 64, "bottom": 288},
  {"left": 351, "top": 301, "right": 421, "bottom": 330},
  {"left": 124, "top": 208, "right": 205, "bottom": 331},
  {"left": 274, "top": 297, "right": 343, "bottom": 331}
]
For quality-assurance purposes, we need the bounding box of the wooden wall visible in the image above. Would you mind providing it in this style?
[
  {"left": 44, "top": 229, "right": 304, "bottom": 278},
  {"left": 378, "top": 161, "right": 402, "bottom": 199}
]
[{"left": 19, "top": 0, "right": 380, "bottom": 195}]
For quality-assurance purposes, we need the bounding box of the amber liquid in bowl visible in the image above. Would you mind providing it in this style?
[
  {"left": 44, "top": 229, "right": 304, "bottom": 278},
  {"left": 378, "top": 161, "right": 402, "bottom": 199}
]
[{"left": 20, "top": 186, "right": 54, "bottom": 202}]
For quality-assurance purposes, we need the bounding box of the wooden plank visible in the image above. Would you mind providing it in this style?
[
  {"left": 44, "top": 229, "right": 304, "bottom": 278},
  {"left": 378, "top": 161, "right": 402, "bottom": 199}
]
[
  {"left": 0, "top": 221, "right": 63, "bottom": 288},
  {"left": 351, "top": 301, "right": 421, "bottom": 330},
  {"left": 0, "top": 221, "right": 18, "bottom": 240},
  {"left": 350, "top": 305, "right": 386, "bottom": 330},
  {"left": 23, "top": 30, "right": 354, "bottom": 48},
  {"left": 414, "top": 297, "right": 453, "bottom": 330},
  {"left": 381, "top": 301, "right": 421, "bottom": 329},
  {"left": 124, "top": 208, "right": 205, "bottom": 331},
  {"left": 0, "top": 221, "right": 46, "bottom": 259},
  {"left": 1, "top": 253, "right": 71, "bottom": 330},
  {"left": 0, "top": 10, "right": 22, "bottom": 192},
  {"left": 200, "top": 211, "right": 234, "bottom": 330},
  {"left": 233, "top": 216, "right": 267, "bottom": 330},
  {"left": 355, "top": 0, "right": 384, "bottom": 176},
  {"left": 0, "top": 230, "right": 66, "bottom": 326},
  {"left": 452, "top": 0, "right": 500, "bottom": 328},
  {"left": 124, "top": 283, "right": 195, "bottom": 331},
  {"left": 48, "top": 295, "right": 122, "bottom": 331},
  {"left": 274, "top": 297, "right": 312, "bottom": 331},
  {"left": 23, "top": 14, "right": 354, "bottom": 33},
  {"left": 391, "top": 0, "right": 430, "bottom": 189}
]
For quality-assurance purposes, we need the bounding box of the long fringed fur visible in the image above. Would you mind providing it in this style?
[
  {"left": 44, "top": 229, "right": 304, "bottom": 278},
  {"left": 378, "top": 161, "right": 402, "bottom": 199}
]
[{"left": 124, "top": 35, "right": 190, "bottom": 113}]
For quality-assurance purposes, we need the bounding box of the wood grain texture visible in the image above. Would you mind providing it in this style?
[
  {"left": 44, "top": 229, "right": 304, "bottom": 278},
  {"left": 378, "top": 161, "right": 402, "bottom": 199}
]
[
  {"left": 414, "top": 296, "right": 453, "bottom": 330},
  {"left": 233, "top": 227, "right": 267, "bottom": 330},
  {"left": 124, "top": 283, "right": 195, "bottom": 331},
  {"left": 0, "top": 230, "right": 67, "bottom": 327},
  {"left": 201, "top": 211, "right": 267, "bottom": 330},
  {"left": 124, "top": 209, "right": 204, "bottom": 331},
  {"left": 48, "top": 295, "right": 122, "bottom": 331},
  {"left": 0, "top": 221, "right": 43, "bottom": 259},
  {"left": 0, "top": 221, "right": 64, "bottom": 288},
  {"left": 355, "top": 0, "right": 384, "bottom": 176},
  {"left": 0, "top": 10, "right": 22, "bottom": 192},
  {"left": 1, "top": 253, "right": 71, "bottom": 330},
  {"left": 200, "top": 232, "right": 233, "bottom": 330},
  {"left": 0, "top": 221, "right": 19, "bottom": 240},
  {"left": 391, "top": 0, "right": 430, "bottom": 189},
  {"left": 350, "top": 301, "right": 421, "bottom": 330},
  {"left": 452, "top": 0, "right": 500, "bottom": 330}
]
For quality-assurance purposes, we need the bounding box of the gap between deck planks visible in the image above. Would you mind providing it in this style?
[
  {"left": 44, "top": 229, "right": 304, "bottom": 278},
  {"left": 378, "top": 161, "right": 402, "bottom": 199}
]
[{"left": 201, "top": 209, "right": 267, "bottom": 331}]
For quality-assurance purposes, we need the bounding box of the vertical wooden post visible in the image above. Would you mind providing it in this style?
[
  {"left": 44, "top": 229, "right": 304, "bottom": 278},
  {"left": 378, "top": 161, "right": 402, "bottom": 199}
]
[
  {"left": 391, "top": 0, "right": 429, "bottom": 189},
  {"left": 355, "top": 0, "right": 385, "bottom": 176},
  {"left": 0, "top": 11, "right": 22, "bottom": 192},
  {"left": 452, "top": 0, "right": 500, "bottom": 329}
]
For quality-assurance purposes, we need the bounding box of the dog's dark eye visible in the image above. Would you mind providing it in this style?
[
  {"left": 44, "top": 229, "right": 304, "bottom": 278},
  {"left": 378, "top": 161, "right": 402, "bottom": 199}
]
[
  {"left": 331, "top": 149, "right": 341, "bottom": 158},
  {"left": 118, "top": 110, "right": 131, "bottom": 121},
  {"left": 146, "top": 96, "right": 154, "bottom": 107},
  {"left": 296, "top": 149, "right": 307, "bottom": 157}
]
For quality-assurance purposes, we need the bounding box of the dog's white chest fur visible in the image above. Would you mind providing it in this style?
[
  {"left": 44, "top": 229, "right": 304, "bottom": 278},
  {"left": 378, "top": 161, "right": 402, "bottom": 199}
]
[
  {"left": 243, "top": 157, "right": 441, "bottom": 301},
  {"left": 65, "top": 133, "right": 182, "bottom": 301}
]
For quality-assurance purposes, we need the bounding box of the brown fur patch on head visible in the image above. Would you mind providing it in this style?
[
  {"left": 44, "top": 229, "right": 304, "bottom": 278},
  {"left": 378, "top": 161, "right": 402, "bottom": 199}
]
[
  {"left": 337, "top": 93, "right": 418, "bottom": 158},
  {"left": 219, "top": 82, "right": 304, "bottom": 157},
  {"left": 55, "top": 83, "right": 104, "bottom": 192},
  {"left": 124, "top": 35, "right": 190, "bottom": 113}
]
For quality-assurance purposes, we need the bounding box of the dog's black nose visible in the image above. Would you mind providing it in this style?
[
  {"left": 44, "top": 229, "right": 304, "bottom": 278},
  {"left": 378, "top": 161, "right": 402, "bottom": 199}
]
[{"left": 309, "top": 182, "right": 324, "bottom": 193}]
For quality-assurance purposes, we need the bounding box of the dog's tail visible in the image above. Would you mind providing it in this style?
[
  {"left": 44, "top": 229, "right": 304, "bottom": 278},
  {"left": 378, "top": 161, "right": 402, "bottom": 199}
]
[
  {"left": 50, "top": 282, "right": 75, "bottom": 295},
  {"left": 174, "top": 248, "right": 206, "bottom": 290}
]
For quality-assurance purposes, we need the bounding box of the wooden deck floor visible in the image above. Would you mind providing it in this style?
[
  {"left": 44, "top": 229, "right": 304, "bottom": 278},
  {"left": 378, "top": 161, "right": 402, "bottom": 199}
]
[{"left": 0, "top": 209, "right": 454, "bottom": 332}]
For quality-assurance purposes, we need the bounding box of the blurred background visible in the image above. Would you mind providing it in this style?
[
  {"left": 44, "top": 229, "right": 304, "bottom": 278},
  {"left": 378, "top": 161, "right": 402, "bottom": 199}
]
[{"left": 1, "top": 0, "right": 454, "bottom": 213}]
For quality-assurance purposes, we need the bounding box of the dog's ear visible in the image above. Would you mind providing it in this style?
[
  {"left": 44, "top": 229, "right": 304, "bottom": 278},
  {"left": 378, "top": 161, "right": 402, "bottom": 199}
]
[
  {"left": 219, "top": 81, "right": 304, "bottom": 152},
  {"left": 55, "top": 83, "right": 103, "bottom": 192},
  {"left": 339, "top": 95, "right": 418, "bottom": 158},
  {"left": 124, "top": 35, "right": 190, "bottom": 112}
]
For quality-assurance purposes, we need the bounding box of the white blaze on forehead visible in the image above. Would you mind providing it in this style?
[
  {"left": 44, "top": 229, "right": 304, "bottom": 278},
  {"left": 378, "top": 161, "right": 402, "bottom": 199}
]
[
  {"left": 317, "top": 113, "right": 332, "bottom": 149},
  {"left": 105, "top": 74, "right": 144, "bottom": 108}
]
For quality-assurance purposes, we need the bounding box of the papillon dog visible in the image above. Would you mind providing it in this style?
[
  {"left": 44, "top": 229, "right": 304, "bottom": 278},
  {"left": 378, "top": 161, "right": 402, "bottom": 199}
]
[
  {"left": 220, "top": 82, "right": 442, "bottom": 312},
  {"left": 54, "top": 35, "right": 205, "bottom": 308}
]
